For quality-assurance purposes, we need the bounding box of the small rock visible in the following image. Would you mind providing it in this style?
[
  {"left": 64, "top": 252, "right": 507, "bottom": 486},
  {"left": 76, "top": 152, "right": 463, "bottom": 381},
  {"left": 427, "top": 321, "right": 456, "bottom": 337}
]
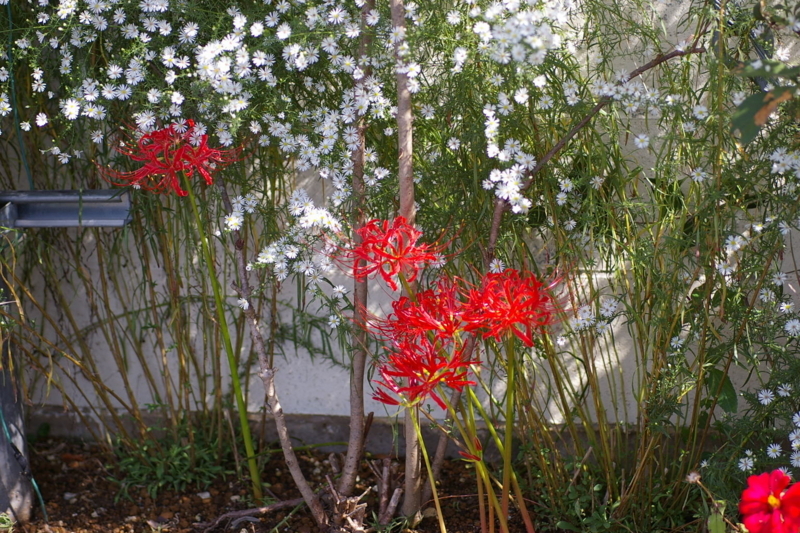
[
  {"left": 230, "top": 495, "right": 240, "bottom": 502},
  {"left": 196, "top": 491, "right": 212, "bottom": 501},
  {"left": 422, "top": 507, "right": 439, "bottom": 519},
  {"left": 63, "top": 492, "right": 78, "bottom": 502}
]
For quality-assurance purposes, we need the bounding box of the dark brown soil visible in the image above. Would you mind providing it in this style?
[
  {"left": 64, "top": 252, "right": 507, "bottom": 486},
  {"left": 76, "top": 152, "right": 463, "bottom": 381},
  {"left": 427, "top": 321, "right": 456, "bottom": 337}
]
[{"left": 17, "top": 438, "right": 527, "bottom": 533}]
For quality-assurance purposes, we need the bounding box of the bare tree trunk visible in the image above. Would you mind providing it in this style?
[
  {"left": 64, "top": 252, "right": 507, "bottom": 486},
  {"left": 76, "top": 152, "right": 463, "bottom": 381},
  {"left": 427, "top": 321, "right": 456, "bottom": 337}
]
[
  {"left": 389, "top": 0, "right": 422, "bottom": 519},
  {"left": 337, "top": 0, "right": 375, "bottom": 500}
]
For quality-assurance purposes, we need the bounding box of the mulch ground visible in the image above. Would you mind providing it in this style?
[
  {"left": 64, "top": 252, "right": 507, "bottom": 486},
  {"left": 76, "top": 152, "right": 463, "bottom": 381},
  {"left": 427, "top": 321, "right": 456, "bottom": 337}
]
[{"left": 16, "top": 438, "right": 528, "bottom": 533}]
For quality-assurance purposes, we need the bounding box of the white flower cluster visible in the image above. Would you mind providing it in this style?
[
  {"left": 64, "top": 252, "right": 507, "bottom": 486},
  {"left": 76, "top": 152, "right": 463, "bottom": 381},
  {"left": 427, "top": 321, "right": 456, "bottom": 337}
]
[
  {"left": 480, "top": 98, "right": 538, "bottom": 214},
  {"left": 591, "top": 75, "right": 688, "bottom": 124},
  {"left": 716, "top": 232, "right": 751, "bottom": 277},
  {"left": 769, "top": 147, "right": 800, "bottom": 181},
  {"left": 570, "top": 298, "right": 619, "bottom": 336},
  {"left": 736, "top": 386, "right": 800, "bottom": 471},
  {"left": 286, "top": 189, "right": 341, "bottom": 234},
  {"left": 223, "top": 193, "right": 259, "bottom": 232},
  {"left": 256, "top": 235, "right": 334, "bottom": 285},
  {"left": 471, "top": 0, "right": 571, "bottom": 66}
]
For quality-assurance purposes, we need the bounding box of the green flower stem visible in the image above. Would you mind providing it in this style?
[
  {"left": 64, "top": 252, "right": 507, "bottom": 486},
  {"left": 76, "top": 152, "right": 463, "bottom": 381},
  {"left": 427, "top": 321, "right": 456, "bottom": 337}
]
[
  {"left": 501, "top": 333, "right": 515, "bottom": 522},
  {"left": 441, "top": 385, "right": 509, "bottom": 533},
  {"left": 183, "top": 178, "right": 263, "bottom": 502},
  {"left": 411, "top": 406, "right": 447, "bottom": 533}
]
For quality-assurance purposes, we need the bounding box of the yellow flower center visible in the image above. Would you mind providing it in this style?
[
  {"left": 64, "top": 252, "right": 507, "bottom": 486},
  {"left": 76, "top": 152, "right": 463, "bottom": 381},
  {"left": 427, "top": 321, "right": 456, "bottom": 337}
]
[{"left": 768, "top": 494, "right": 781, "bottom": 509}]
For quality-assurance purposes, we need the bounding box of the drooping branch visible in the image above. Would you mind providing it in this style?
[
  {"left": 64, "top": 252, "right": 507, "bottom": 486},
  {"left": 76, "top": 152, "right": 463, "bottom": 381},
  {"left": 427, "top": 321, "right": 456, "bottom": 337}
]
[
  {"left": 217, "top": 182, "right": 329, "bottom": 529},
  {"left": 486, "top": 45, "right": 706, "bottom": 262}
]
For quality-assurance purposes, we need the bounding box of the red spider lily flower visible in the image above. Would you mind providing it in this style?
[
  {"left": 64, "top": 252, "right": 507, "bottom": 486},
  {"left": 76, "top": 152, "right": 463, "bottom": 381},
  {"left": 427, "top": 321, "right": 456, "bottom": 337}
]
[
  {"left": 740, "top": 470, "right": 800, "bottom": 533},
  {"left": 461, "top": 269, "right": 555, "bottom": 347},
  {"left": 375, "top": 278, "right": 466, "bottom": 341},
  {"left": 351, "top": 217, "right": 440, "bottom": 291},
  {"left": 100, "top": 120, "right": 240, "bottom": 196},
  {"left": 372, "top": 337, "right": 478, "bottom": 409}
]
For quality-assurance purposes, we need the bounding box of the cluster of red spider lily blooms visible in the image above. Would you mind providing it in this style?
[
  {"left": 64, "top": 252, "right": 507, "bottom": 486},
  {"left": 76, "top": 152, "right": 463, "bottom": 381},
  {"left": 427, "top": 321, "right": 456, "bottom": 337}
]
[
  {"left": 740, "top": 470, "right": 800, "bottom": 533},
  {"left": 349, "top": 217, "right": 556, "bottom": 409},
  {"left": 100, "top": 121, "right": 240, "bottom": 196}
]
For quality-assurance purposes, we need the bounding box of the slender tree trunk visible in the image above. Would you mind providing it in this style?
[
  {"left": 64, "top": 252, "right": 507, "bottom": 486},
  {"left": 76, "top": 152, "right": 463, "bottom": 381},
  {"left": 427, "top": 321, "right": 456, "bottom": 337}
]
[
  {"left": 389, "top": 0, "right": 422, "bottom": 519},
  {"left": 337, "top": 0, "right": 375, "bottom": 499}
]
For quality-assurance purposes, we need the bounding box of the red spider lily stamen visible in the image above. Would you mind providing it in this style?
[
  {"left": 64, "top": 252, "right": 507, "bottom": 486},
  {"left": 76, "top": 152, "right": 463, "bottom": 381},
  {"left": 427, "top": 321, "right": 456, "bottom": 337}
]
[
  {"left": 100, "top": 120, "right": 240, "bottom": 196},
  {"left": 462, "top": 269, "right": 555, "bottom": 347},
  {"left": 372, "top": 337, "right": 479, "bottom": 409},
  {"left": 374, "top": 277, "right": 466, "bottom": 341},
  {"left": 350, "top": 217, "right": 440, "bottom": 291},
  {"left": 740, "top": 470, "right": 800, "bottom": 533}
]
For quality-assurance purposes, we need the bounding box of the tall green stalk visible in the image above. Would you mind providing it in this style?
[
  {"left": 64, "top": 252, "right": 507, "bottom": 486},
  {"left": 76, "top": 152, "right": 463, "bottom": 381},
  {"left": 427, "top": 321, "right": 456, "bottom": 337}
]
[
  {"left": 183, "top": 177, "right": 263, "bottom": 502},
  {"left": 501, "top": 332, "right": 515, "bottom": 521}
]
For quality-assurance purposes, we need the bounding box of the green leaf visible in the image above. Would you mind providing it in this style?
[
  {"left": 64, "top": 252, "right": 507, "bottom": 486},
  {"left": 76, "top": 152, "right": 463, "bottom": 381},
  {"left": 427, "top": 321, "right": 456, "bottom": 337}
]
[
  {"left": 708, "top": 501, "right": 727, "bottom": 533},
  {"left": 706, "top": 368, "right": 738, "bottom": 413},
  {"left": 556, "top": 521, "right": 580, "bottom": 532},
  {"left": 732, "top": 86, "right": 795, "bottom": 144},
  {"left": 708, "top": 510, "right": 725, "bottom": 533}
]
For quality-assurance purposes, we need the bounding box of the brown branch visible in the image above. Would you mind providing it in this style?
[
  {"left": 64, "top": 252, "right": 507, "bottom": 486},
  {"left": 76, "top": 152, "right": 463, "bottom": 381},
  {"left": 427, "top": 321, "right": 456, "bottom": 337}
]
[
  {"left": 486, "top": 46, "right": 706, "bottom": 262},
  {"left": 199, "top": 498, "right": 305, "bottom": 533},
  {"left": 217, "top": 182, "right": 329, "bottom": 529}
]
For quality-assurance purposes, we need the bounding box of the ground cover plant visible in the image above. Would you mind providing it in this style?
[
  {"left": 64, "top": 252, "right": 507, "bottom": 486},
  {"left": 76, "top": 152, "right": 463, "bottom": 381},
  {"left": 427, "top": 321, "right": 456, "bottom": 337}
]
[{"left": 1, "top": 0, "right": 800, "bottom": 531}]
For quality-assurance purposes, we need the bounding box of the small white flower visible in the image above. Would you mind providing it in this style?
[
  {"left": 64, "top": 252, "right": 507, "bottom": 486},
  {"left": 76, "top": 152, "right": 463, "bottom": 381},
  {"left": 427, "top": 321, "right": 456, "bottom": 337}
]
[
  {"left": 224, "top": 211, "right": 243, "bottom": 231},
  {"left": 633, "top": 133, "right": 649, "bottom": 149},
  {"left": 332, "top": 285, "right": 347, "bottom": 299},
  {"left": 237, "top": 298, "right": 249, "bottom": 310},
  {"left": 689, "top": 168, "right": 708, "bottom": 183},
  {"left": 767, "top": 443, "right": 782, "bottom": 458},
  {"left": 772, "top": 272, "right": 789, "bottom": 285},
  {"left": 786, "top": 319, "right": 800, "bottom": 336},
  {"left": 692, "top": 105, "right": 709, "bottom": 120},
  {"left": 328, "top": 314, "right": 341, "bottom": 328},
  {"left": 489, "top": 258, "right": 505, "bottom": 274},
  {"left": 793, "top": 411, "right": 800, "bottom": 427},
  {"left": 792, "top": 451, "right": 800, "bottom": 468},
  {"left": 758, "top": 389, "right": 775, "bottom": 406},
  {"left": 738, "top": 456, "right": 754, "bottom": 472},
  {"left": 778, "top": 384, "right": 793, "bottom": 397}
]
